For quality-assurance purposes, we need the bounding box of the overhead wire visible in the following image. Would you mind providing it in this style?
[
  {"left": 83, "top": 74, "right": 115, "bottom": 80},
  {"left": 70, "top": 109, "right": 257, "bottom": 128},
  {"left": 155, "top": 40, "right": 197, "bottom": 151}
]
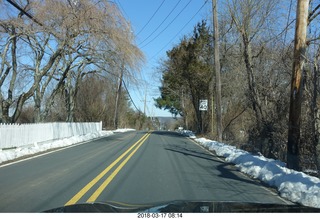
[
  {"left": 94, "top": 63, "right": 142, "bottom": 113},
  {"left": 138, "top": 0, "right": 183, "bottom": 46},
  {"left": 140, "top": 0, "right": 192, "bottom": 49},
  {"left": 135, "top": 0, "right": 208, "bottom": 115},
  {"left": 113, "top": 0, "right": 209, "bottom": 114},
  {"left": 150, "top": 0, "right": 209, "bottom": 60},
  {"left": 6, "top": 0, "right": 42, "bottom": 26},
  {"left": 115, "top": 0, "right": 129, "bottom": 19},
  {"left": 117, "top": 0, "right": 175, "bottom": 114},
  {"left": 136, "top": 0, "right": 167, "bottom": 36},
  {"left": 122, "top": 79, "right": 142, "bottom": 113}
]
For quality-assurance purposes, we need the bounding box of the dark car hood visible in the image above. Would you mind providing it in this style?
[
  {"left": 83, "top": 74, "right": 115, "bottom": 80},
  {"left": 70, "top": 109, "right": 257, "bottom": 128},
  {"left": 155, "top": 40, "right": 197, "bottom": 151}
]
[{"left": 44, "top": 200, "right": 320, "bottom": 213}]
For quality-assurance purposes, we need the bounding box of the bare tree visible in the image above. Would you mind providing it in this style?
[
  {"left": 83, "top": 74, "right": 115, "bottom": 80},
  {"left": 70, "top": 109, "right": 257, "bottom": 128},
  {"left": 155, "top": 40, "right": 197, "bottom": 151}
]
[
  {"left": 0, "top": 0, "right": 144, "bottom": 123},
  {"left": 0, "top": 15, "right": 64, "bottom": 123},
  {"left": 226, "top": 0, "right": 279, "bottom": 128}
]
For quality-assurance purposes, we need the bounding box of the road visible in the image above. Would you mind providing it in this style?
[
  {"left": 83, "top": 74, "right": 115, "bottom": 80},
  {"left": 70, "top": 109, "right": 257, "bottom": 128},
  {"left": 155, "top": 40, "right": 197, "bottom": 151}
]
[{"left": 0, "top": 131, "right": 291, "bottom": 212}]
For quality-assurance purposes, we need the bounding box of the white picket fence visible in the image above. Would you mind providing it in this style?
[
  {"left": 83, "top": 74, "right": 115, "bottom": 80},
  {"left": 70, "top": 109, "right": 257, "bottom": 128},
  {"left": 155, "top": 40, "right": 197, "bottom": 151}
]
[{"left": 0, "top": 122, "right": 102, "bottom": 149}]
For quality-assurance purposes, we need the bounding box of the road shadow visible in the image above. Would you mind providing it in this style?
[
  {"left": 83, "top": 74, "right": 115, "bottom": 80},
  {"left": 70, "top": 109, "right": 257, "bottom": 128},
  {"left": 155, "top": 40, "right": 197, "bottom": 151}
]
[
  {"left": 164, "top": 145, "right": 222, "bottom": 163},
  {"left": 151, "top": 131, "right": 187, "bottom": 138},
  {"left": 164, "top": 144, "right": 277, "bottom": 190},
  {"left": 94, "top": 131, "right": 141, "bottom": 143},
  {"left": 153, "top": 131, "right": 286, "bottom": 196}
]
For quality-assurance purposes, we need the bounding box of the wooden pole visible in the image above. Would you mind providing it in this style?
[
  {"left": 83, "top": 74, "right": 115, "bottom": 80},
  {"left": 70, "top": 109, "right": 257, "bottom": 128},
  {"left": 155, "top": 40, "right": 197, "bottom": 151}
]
[
  {"left": 212, "top": 0, "right": 222, "bottom": 141},
  {"left": 287, "top": 0, "right": 309, "bottom": 170}
]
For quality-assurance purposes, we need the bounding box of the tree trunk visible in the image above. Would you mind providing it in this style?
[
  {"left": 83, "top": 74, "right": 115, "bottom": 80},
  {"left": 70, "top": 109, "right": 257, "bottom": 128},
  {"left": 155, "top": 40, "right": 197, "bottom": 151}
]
[
  {"left": 34, "top": 85, "right": 42, "bottom": 123},
  {"left": 65, "top": 71, "right": 74, "bottom": 122},
  {"left": 313, "top": 53, "right": 320, "bottom": 172},
  {"left": 192, "top": 94, "right": 202, "bottom": 134},
  {"left": 287, "top": 0, "right": 309, "bottom": 170},
  {"left": 1, "top": 26, "right": 18, "bottom": 123},
  {"left": 242, "top": 33, "right": 264, "bottom": 128},
  {"left": 40, "top": 59, "right": 70, "bottom": 121}
]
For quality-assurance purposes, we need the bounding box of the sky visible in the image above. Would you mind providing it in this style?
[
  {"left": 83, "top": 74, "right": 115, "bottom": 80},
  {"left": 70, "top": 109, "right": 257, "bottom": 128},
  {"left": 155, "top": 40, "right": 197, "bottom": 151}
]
[{"left": 115, "top": 0, "right": 212, "bottom": 117}]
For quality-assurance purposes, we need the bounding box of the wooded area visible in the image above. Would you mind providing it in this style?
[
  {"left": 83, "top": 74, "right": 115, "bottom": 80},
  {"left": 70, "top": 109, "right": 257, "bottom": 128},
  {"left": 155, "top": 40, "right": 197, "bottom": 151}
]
[
  {"left": 155, "top": 0, "right": 320, "bottom": 174},
  {"left": 0, "top": 0, "right": 155, "bottom": 130}
]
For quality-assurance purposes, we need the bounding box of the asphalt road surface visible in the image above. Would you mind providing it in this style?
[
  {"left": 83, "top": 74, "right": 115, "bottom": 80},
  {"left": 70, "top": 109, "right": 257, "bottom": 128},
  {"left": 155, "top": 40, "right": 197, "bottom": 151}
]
[{"left": 0, "top": 131, "right": 291, "bottom": 212}]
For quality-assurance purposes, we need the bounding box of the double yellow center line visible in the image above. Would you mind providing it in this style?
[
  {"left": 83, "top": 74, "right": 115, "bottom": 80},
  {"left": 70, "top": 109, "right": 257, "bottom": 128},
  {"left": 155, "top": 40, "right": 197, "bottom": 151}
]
[{"left": 65, "top": 132, "right": 152, "bottom": 206}]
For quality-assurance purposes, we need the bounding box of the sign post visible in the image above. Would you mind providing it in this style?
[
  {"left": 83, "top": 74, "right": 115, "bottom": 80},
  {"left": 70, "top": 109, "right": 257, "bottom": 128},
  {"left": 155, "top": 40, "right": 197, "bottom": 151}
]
[{"left": 199, "top": 99, "right": 208, "bottom": 134}]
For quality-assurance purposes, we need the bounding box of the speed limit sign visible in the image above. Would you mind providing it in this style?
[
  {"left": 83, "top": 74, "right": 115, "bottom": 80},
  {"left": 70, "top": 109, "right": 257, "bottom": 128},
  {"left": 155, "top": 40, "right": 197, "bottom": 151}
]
[{"left": 199, "top": 99, "right": 208, "bottom": 111}]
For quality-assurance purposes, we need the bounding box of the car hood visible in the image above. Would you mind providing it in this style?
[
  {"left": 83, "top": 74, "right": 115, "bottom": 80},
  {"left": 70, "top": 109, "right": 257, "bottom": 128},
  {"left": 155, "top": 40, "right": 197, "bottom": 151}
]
[{"left": 44, "top": 200, "right": 320, "bottom": 213}]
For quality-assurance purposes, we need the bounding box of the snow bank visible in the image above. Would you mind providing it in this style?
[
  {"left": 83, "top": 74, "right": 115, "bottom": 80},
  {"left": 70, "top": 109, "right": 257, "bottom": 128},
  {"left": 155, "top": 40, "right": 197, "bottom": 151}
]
[
  {"left": 113, "top": 128, "right": 136, "bottom": 133},
  {"left": 0, "top": 130, "right": 114, "bottom": 164},
  {"left": 0, "top": 129, "right": 137, "bottom": 165},
  {"left": 194, "top": 138, "right": 320, "bottom": 209},
  {"left": 178, "top": 130, "right": 196, "bottom": 139}
]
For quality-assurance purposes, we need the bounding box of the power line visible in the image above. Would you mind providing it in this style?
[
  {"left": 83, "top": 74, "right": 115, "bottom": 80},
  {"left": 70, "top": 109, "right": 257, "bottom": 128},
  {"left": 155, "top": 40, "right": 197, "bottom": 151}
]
[
  {"left": 122, "top": 79, "right": 142, "bottom": 113},
  {"left": 138, "top": 0, "right": 183, "bottom": 46},
  {"left": 136, "top": 0, "right": 167, "bottom": 36},
  {"left": 140, "top": 0, "right": 192, "bottom": 49},
  {"left": 115, "top": 0, "right": 129, "bottom": 20},
  {"left": 6, "top": 0, "right": 43, "bottom": 26},
  {"left": 149, "top": 0, "right": 209, "bottom": 59}
]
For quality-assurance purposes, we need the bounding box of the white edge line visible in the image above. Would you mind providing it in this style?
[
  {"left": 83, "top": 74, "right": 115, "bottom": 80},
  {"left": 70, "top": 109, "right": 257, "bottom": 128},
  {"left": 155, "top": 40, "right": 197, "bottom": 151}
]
[{"left": 0, "top": 135, "right": 108, "bottom": 168}]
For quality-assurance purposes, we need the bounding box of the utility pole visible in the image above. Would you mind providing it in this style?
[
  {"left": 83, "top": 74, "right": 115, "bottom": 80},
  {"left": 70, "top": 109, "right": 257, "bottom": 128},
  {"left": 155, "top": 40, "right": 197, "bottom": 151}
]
[
  {"left": 287, "top": 0, "right": 309, "bottom": 170},
  {"left": 114, "top": 63, "right": 124, "bottom": 129},
  {"left": 141, "top": 89, "right": 150, "bottom": 115},
  {"left": 143, "top": 92, "right": 147, "bottom": 115},
  {"left": 212, "top": 0, "right": 222, "bottom": 142}
]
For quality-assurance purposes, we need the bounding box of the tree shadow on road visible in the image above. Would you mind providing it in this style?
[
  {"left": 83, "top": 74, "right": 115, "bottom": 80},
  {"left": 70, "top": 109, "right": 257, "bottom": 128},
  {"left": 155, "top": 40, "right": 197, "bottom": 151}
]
[
  {"left": 164, "top": 144, "right": 280, "bottom": 192},
  {"left": 164, "top": 146, "right": 220, "bottom": 163}
]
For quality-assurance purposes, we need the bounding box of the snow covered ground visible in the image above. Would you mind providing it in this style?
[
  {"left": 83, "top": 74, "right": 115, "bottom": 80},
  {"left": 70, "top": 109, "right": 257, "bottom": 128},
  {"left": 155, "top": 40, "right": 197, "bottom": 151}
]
[
  {"left": 0, "top": 128, "right": 134, "bottom": 165},
  {"left": 180, "top": 130, "right": 320, "bottom": 209}
]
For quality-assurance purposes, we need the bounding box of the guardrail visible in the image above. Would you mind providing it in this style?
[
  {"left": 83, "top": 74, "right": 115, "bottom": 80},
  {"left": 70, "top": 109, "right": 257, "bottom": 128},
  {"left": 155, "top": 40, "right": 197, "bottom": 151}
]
[{"left": 0, "top": 122, "right": 102, "bottom": 149}]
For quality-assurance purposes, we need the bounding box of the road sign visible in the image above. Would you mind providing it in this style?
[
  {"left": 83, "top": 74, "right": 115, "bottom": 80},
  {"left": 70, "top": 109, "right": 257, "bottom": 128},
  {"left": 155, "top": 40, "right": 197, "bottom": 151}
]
[{"left": 199, "top": 99, "right": 208, "bottom": 111}]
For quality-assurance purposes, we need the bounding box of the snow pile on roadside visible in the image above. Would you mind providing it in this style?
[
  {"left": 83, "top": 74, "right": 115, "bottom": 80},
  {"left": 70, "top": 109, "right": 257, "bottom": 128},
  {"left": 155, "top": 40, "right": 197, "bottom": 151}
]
[
  {"left": 194, "top": 137, "right": 320, "bottom": 209},
  {"left": 114, "top": 128, "right": 136, "bottom": 133},
  {"left": 0, "top": 130, "right": 114, "bottom": 164},
  {"left": 178, "top": 130, "right": 196, "bottom": 139}
]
